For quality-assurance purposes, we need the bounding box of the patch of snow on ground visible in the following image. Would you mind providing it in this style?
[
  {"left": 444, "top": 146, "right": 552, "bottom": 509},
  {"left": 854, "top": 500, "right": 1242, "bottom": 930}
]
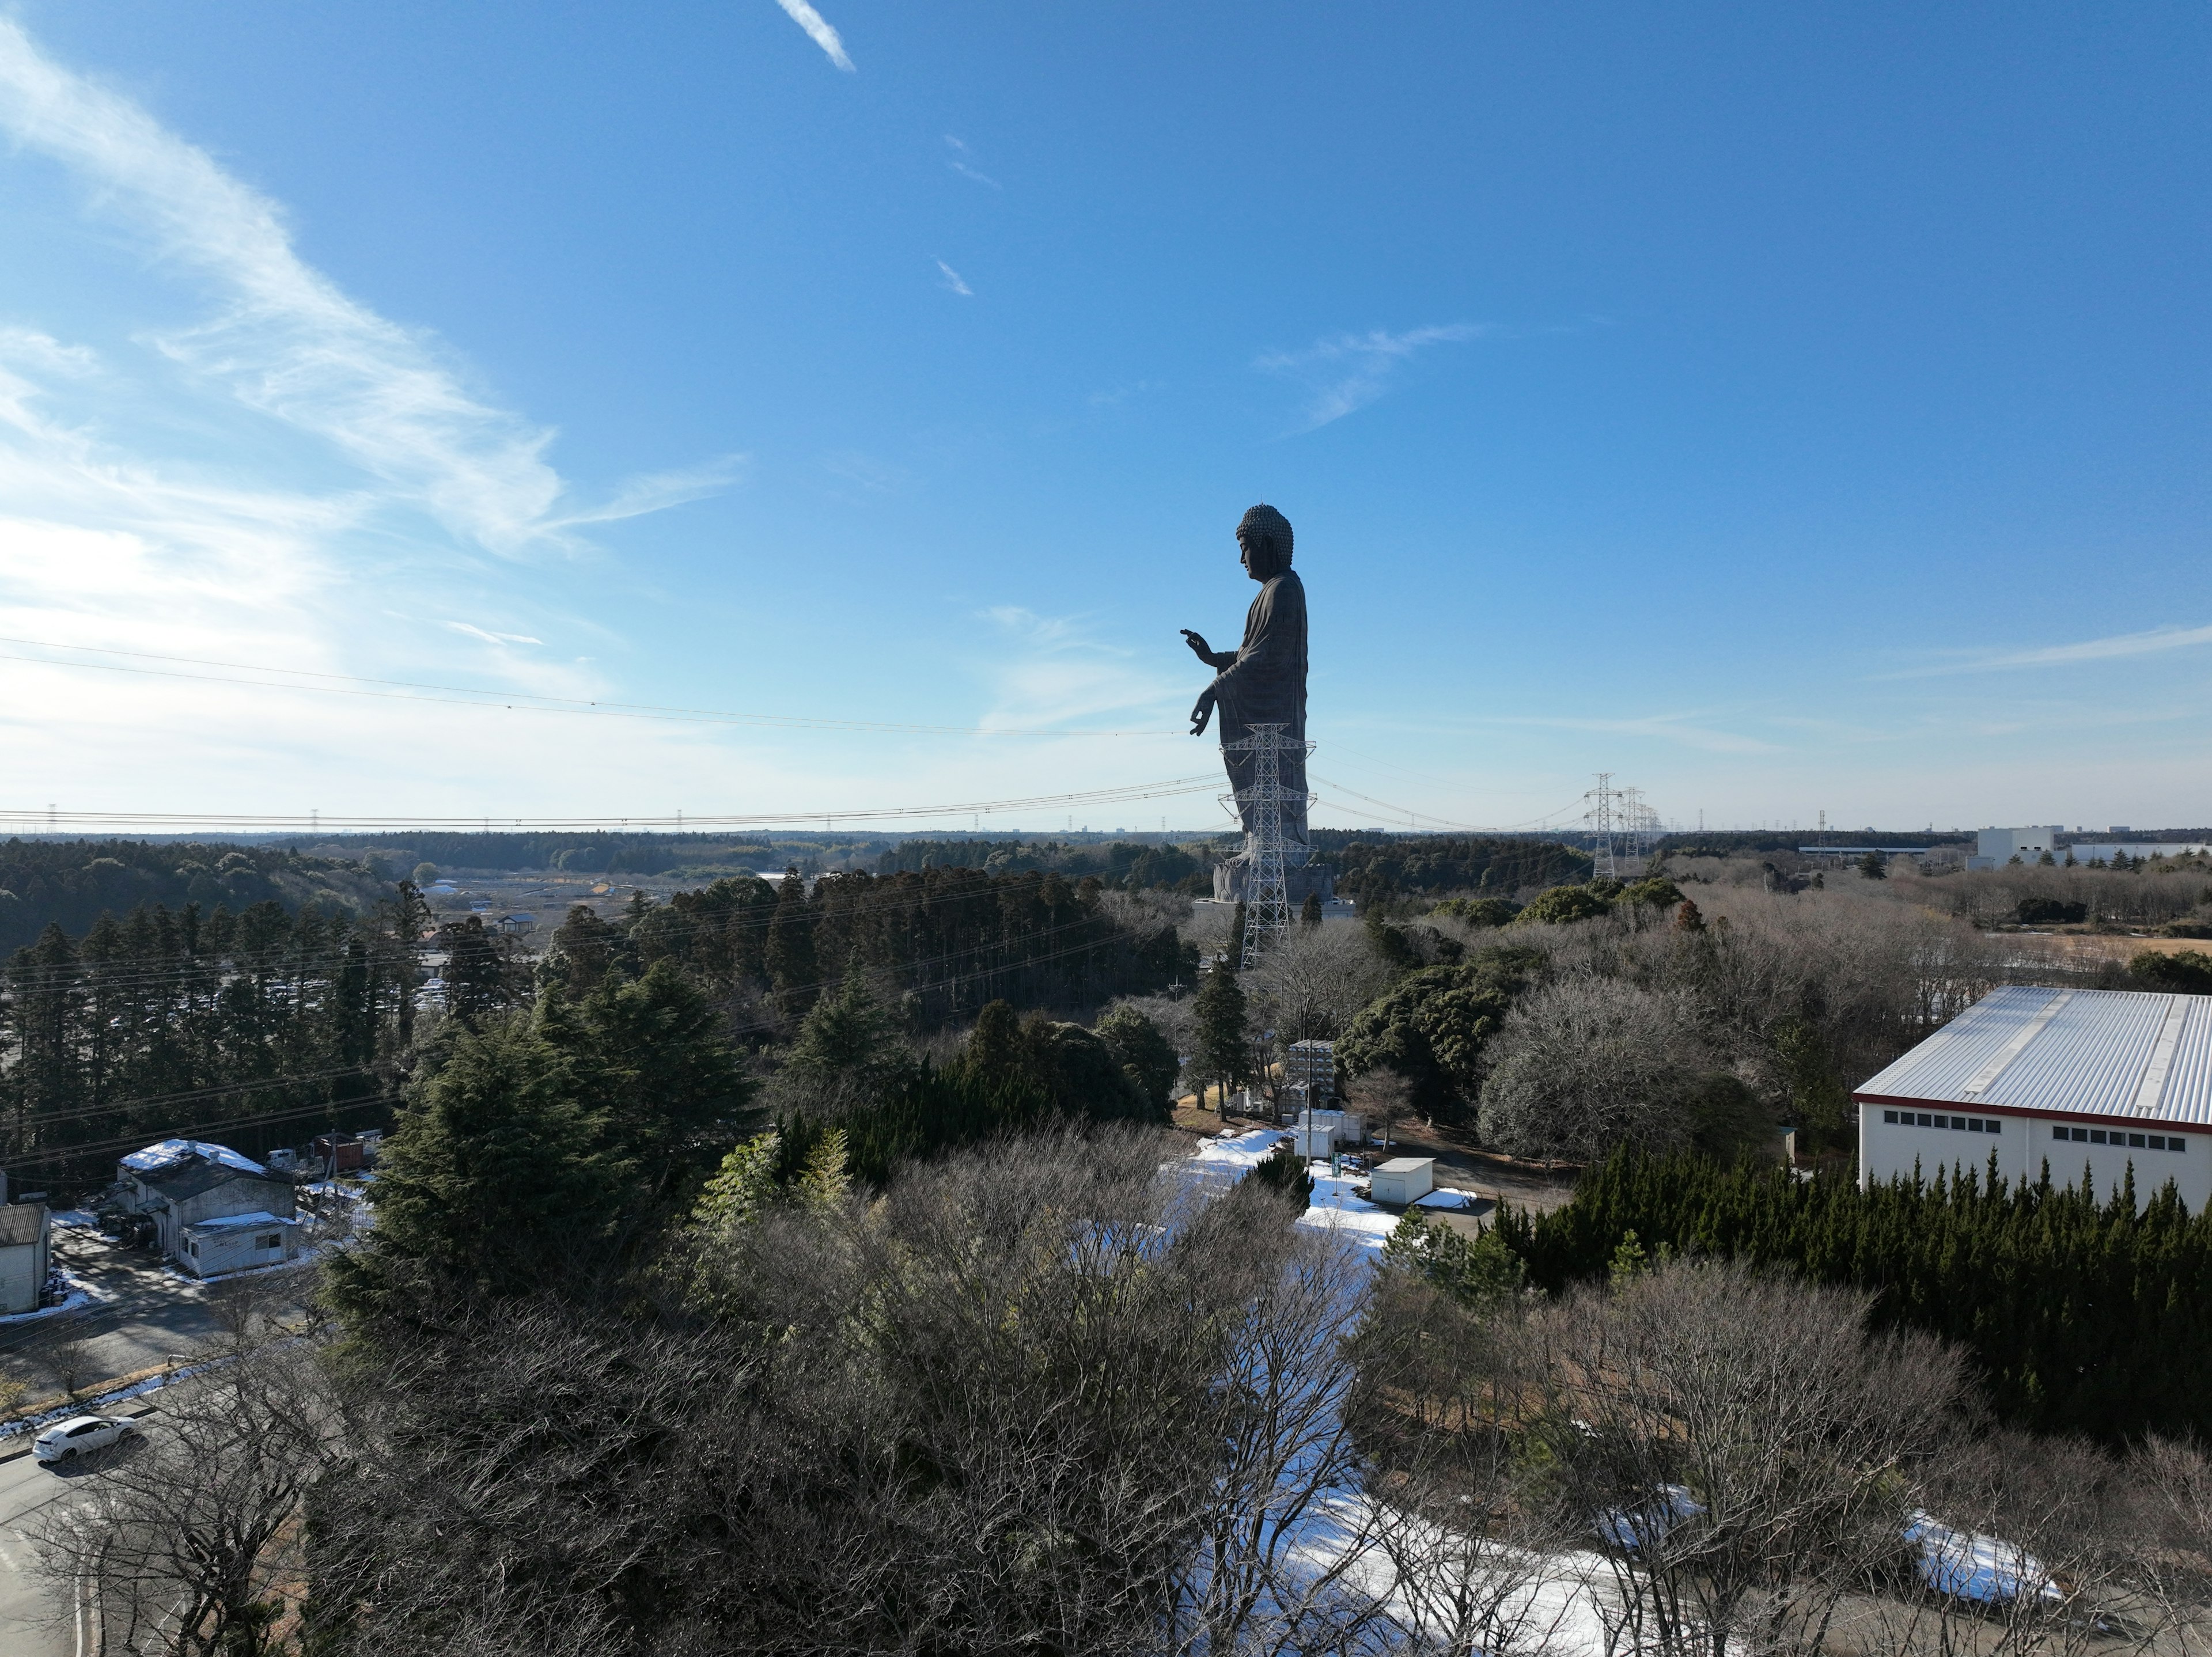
[
  {"left": 1413, "top": 1186, "right": 1478, "bottom": 1211},
  {"left": 1301, "top": 1166, "right": 1399, "bottom": 1253},
  {"left": 0, "top": 1273, "right": 100, "bottom": 1326}
]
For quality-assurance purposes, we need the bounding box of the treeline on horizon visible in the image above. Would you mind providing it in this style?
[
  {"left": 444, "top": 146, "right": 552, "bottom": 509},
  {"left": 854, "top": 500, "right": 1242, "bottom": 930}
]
[
  {"left": 553, "top": 864, "right": 1195, "bottom": 1032},
  {"left": 0, "top": 839, "right": 384, "bottom": 955}
]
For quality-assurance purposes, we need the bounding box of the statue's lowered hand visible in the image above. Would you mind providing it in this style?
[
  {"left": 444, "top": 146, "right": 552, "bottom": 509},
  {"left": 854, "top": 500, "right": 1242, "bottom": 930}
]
[{"left": 1188, "top": 691, "right": 1215, "bottom": 737}]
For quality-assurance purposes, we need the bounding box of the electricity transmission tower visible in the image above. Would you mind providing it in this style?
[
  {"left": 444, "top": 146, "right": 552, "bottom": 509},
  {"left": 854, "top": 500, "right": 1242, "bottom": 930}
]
[
  {"left": 1224, "top": 723, "right": 1310, "bottom": 969},
  {"left": 1584, "top": 773, "right": 1665, "bottom": 877},
  {"left": 1617, "top": 785, "right": 1662, "bottom": 868},
  {"left": 1585, "top": 772, "right": 1618, "bottom": 880}
]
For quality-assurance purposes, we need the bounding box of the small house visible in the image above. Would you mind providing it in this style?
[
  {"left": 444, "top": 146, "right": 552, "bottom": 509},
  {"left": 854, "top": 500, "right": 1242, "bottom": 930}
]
[
  {"left": 112, "top": 1140, "right": 297, "bottom": 1262},
  {"left": 1370, "top": 1157, "right": 1436, "bottom": 1206},
  {"left": 179, "top": 1212, "right": 301, "bottom": 1279},
  {"left": 0, "top": 1204, "right": 50, "bottom": 1315}
]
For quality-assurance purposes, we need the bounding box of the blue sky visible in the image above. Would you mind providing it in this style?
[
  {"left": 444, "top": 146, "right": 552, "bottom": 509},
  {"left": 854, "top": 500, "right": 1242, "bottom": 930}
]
[{"left": 0, "top": 2, "right": 2206, "bottom": 835}]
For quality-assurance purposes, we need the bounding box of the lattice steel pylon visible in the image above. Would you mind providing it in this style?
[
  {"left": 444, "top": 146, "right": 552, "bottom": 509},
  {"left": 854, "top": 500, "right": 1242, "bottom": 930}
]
[
  {"left": 1223, "top": 723, "right": 1312, "bottom": 969},
  {"left": 1585, "top": 772, "right": 1618, "bottom": 881}
]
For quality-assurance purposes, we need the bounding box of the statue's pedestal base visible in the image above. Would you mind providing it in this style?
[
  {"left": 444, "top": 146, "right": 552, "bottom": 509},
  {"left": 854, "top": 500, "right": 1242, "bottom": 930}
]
[{"left": 1212, "top": 855, "right": 1335, "bottom": 905}]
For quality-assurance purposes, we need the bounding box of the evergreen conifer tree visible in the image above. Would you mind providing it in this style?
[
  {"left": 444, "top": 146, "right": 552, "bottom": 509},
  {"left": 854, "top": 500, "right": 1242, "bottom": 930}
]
[
  {"left": 765, "top": 867, "right": 819, "bottom": 1024},
  {"left": 333, "top": 1015, "right": 633, "bottom": 1310},
  {"left": 1193, "top": 960, "right": 1249, "bottom": 1109}
]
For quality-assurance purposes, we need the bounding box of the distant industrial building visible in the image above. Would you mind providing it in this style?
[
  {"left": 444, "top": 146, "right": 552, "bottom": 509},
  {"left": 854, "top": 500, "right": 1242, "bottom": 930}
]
[
  {"left": 1855, "top": 985, "right": 2212, "bottom": 1209},
  {"left": 1967, "top": 826, "right": 2063, "bottom": 870}
]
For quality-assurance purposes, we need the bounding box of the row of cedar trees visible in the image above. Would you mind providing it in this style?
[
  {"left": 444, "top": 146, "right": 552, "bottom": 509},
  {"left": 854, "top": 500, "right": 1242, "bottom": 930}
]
[
  {"left": 548, "top": 866, "right": 1193, "bottom": 1031},
  {"left": 1498, "top": 1147, "right": 2212, "bottom": 1444},
  {"left": 0, "top": 867, "right": 1194, "bottom": 1189},
  {"left": 0, "top": 888, "right": 439, "bottom": 1181}
]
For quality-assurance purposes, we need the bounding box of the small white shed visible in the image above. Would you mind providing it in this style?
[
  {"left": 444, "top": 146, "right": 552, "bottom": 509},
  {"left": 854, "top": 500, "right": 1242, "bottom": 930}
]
[
  {"left": 179, "top": 1212, "right": 300, "bottom": 1279},
  {"left": 1370, "top": 1158, "right": 1436, "bottom": 1206},
  {"left": 0, "top": 1204, "right": 50, "bottom": 1315},
  {"left": 1289, "top": 1110, "right": 1364, "bottom": 1159}
]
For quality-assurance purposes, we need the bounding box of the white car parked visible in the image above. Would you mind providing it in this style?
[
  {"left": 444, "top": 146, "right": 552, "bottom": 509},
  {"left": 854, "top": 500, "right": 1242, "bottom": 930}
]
[{"left": 33, "top": 1415, "right": 138, "bottom": 1463}]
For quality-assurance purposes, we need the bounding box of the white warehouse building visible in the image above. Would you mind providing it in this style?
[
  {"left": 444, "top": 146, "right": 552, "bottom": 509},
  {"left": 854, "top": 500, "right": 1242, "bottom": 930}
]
[
  {"left": 1857, "top": 985, "right": 2212, "bottom": 1209},
  {"left": 1965, "top": 826, "right": 2063, "bottom": 870}
]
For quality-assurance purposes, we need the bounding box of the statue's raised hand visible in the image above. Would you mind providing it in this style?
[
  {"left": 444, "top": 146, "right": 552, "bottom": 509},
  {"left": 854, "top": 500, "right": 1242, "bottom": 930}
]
[{"left": 1180, "top": 628, "right": 1214, "bottom": 662}]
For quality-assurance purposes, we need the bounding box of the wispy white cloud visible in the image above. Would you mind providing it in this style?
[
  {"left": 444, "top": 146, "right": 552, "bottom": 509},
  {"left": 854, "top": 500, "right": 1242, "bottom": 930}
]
[
  {"left": 442, "top": 621, "right": 544, "bottom": 647},
  {"left": 0, "top": 19, "right": 727, "bottom": 558},
  {"left": 1256, "top": 323, "right": 1488, "bottom": 430},
  {"left": 970, "top": 607, "right": 1190, "bottom": 733},
  {"left": 1875, "top": 623, "right": 2212, "bottom": 680},
  {"left": 774, "top": 0, "right": 855, "bottom": 71},
  {"left": 0, "top": 18, "right": 760, "bottom": 810},
  {"left": 943, "top": 138, "right": 1002, "bottom": 190},
  {"left": 544, "top": 456, "right": 748, "bottom": 530},
  {"left": 937, "top": 260, "right": 974, "bottom": 297}
]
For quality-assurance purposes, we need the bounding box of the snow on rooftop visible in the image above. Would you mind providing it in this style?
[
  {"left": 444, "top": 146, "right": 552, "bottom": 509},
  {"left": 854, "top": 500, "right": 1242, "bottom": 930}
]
[
  {"left": 184, "top": 1211, "right": 296, "bottom": 1233},
  {"left": 120, "top": 1139, "right": 265, "bottom": 1177}
]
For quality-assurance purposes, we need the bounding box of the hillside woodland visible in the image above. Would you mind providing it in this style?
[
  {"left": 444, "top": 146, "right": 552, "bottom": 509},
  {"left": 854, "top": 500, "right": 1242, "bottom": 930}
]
[{"left": 20, "top": 841, "right": 2212, "bottom": 1654}]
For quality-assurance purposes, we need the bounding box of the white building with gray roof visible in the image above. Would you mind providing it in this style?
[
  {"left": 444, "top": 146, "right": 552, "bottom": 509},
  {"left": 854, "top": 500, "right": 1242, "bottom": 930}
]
[{"left": 1855, "top": 985, "right": 2212, "bottom": 1208}]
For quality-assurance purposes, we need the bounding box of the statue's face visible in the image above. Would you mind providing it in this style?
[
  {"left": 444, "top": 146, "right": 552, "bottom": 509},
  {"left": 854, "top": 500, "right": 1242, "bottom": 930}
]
[{"left": 1236, "top": 528, "right": 1261, "bottom": 580}]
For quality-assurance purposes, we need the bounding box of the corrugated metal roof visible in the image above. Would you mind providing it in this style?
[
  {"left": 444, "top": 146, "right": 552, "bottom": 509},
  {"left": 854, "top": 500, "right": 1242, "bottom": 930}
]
[{"left": 1857, "top": 984, "right": 2212, "bottom": 1123}]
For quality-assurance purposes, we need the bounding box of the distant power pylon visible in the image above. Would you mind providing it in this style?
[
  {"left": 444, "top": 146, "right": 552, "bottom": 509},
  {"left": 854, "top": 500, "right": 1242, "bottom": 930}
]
[
  {"left": 1585, "top": 772, "right": 1617, "bottom": 880},
  {"left": 1585, "top": 773, "right": 1665, "bottom": 877}
]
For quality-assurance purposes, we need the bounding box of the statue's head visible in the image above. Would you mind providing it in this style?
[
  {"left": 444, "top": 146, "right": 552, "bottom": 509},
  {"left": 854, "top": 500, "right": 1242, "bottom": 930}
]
[{"left": 1236, "top": 503, "right": 1293, "bottom": 581}]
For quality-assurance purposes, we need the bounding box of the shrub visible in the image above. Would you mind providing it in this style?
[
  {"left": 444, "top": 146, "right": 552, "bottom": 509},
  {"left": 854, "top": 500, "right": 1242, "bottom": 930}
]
[
  {"left": 1510, "top": 884, "right": 1613, "bottom": 927},
  {"left": 1430, "top": 896, "right": 1520, "bottom": 928},
  {"left": 1248, "top": 1144, "right": 1314, "bottom": 1207},
  {"left": 2017, "top": 897, "right": 2088, "bottom": 925},
  {"left": 2130, "top": 949, "right": 2212, "bottom": 995}
]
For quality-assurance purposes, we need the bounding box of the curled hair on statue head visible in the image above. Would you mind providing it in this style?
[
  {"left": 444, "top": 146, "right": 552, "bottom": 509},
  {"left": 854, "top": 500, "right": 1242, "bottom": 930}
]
[{"left": 1237, "top": 503, "right": 1294, "bottom": 575}]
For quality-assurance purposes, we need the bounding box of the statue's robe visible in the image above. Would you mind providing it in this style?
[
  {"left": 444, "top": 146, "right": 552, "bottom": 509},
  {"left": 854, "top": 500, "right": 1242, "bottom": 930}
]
[{"left": 1207, "top": 562, "right": 1308, "bottom": 848}]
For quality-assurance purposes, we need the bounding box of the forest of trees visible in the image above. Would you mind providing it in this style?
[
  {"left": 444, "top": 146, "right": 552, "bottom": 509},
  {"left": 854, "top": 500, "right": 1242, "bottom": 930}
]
[
  {"left": 0, "top": 859, "right": 1195, "bottom": 1193},
  {"left": 551, "top": 865, "right": 1194, "bottom": 1031},
  {"left": 23, "top": 839, "right": 2212, "bottom": 1653},
  {"left": 0, "top": 891, "right": 431, "bottom": 1184},
  {"left": 0, "top": 839, "right": 384, "bottom": 954},
  {"left": 1498, "top": 1148, "right": 2212, "bottom": 1442},
  {"left": 1317, "top": 834, "right": 1593, "bottom": 908}
]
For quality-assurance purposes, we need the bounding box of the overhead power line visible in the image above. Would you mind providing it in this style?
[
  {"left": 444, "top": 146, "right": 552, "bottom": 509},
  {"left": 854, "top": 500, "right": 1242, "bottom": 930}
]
[
  {"left": 0, "top": 636, "right": 1182, "bottom": 738},
  {"left": 1, "top": 776, "right": 1225, "bottom": 835}
]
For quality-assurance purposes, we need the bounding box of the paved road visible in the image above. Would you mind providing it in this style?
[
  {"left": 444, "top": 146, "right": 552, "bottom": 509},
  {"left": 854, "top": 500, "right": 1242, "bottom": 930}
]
[
  {"left": 0, "top": 1439, "right": 109, "bottom": 1657},
  {"left": 0, "top": 1224, "right": 311, "bottom": 1403}
]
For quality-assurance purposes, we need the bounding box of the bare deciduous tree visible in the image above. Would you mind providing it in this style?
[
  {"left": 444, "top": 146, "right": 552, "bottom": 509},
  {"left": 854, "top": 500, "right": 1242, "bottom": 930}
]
[
  {"left": 305, "top": 1128, "right": 1414, "bottom": 1657},
  {"left": 1476, "top": 975, "right": 1711, "bottom": 1163},
  {"left": 32, "top": 1343, "right": 329, "bottom": 1657},
  {"left": 1246, "top": 921, "right": 1394, "bottom": 1054},
  {"left": 1352, "top": 1066, "right": 1415, "bottom": 1150},
  {"left": 1519, "top": 1258, "right": 1974, "bottom": 1656}
]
